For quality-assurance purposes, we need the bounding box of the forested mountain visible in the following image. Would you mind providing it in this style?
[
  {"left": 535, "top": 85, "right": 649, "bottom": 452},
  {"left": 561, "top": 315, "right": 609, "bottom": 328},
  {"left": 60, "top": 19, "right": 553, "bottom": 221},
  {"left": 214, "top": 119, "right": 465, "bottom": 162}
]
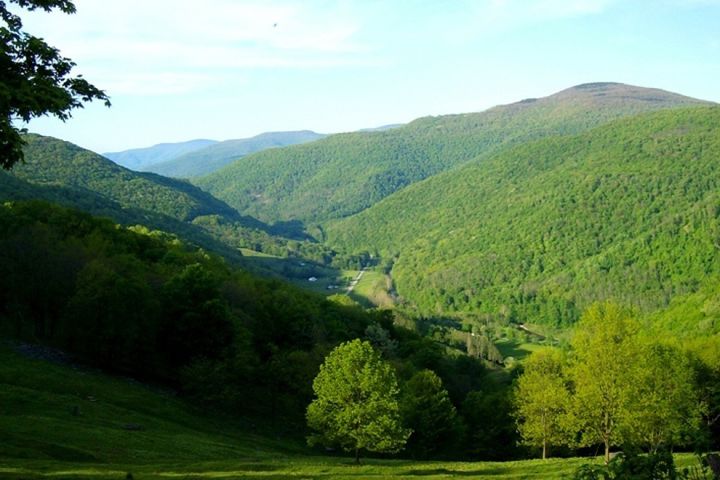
[
  {"left": 12, "top": 135, "right": 241, "bottom": 223},
  {"left": 150, "top": 130, "right": 325, "bottom": 178},
  {"left": 104, "top": 139, "right": 218, "bottom": 170},
  {"left": 0, "top": 135, "right": 352, "bottom": 271},
  {"left": 196, "top": 83, "right": 711, "bottom": 225},
  {"left": 326, "top": 106, "right": 720, "bottom": 327}
]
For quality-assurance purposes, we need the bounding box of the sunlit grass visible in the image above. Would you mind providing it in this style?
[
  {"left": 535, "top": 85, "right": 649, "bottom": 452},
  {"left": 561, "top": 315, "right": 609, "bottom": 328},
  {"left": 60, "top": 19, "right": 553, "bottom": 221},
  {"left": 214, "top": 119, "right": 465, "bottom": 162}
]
[{"left": 0, "top": 345, "right": 703, "bottom": 480}]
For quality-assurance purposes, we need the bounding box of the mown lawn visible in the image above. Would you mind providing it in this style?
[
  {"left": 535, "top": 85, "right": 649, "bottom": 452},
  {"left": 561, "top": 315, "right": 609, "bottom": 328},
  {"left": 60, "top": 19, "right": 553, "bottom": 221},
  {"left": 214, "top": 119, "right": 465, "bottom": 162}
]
[{"left": 0, "top": 345, "right": 700, "bottom": 479}]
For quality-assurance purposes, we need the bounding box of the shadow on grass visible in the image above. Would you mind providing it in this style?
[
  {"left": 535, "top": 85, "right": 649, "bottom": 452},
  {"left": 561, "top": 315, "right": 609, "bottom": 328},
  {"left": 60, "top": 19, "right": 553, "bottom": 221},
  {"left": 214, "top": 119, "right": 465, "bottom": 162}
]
[{"left": 402, "top": 467, "right": 511, "bottom": 476}]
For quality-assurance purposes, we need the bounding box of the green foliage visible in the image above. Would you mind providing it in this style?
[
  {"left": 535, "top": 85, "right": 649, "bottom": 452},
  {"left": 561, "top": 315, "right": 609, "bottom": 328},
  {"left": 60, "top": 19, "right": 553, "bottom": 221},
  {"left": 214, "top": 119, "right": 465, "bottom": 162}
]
[
  {"left": 570, "top": 303, "right": 642, "bottom": 463},
  {"left": 306, "top": 339, "right": 410, "bottom": 461},
  {"left": 329, "top": 106, "right": 720, "bottom": 324},
  {"left": 462, "top": 388, "right": 522, "bottom": 460},
  {"left": 0, "top": 200, "right": 373, "bottom": 420},
  {"left": 625, "top": 343, "right": 702, "bottom": 453},
  {"left": 198, "top": 83, "right": 708, "bottom": 225},
  {"left": 514, "top": 348, "right": 572, "bottom": 459},
  {"left": 11, "top": 134, "right": 238, "bottom": 222},
  {"left": 400, "top": 369, "right": 461, "bottom": 458},
  {"left": 0, "top": 0, "right": 109, "bottom": 169},
  {"left": 0, "top": 344, "right": 707, "bottom": 479},
  {"left": 516, "top": 303, "right": 706, "bottom": 464},
  {"left": 1, "top": 135, "right": 357, "bottom": 280},
  {"left": 573, "top": 449, "right": 682, "bottom": 480}
]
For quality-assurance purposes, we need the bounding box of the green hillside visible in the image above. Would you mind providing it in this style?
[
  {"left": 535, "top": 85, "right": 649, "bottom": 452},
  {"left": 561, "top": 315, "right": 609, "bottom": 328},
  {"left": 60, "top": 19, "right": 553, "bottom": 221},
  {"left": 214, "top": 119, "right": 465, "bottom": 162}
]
[
  {"left": 104, "top": 138, "right": 218, "bottom": 171},
  {"left": 2, "top": 135, "right": 349, "bottom": 269},
  {"left": 11, "top": 134, "right": 241, "bottom": 223},
  {"left": 196, "top": 83, "right": 711, "bottom": 225},
  {"left": 150, "top": 130, "right": 325, "bottom": 178},
  {"left": 326, "top": 107, "right": 720, "bottom": 326}
]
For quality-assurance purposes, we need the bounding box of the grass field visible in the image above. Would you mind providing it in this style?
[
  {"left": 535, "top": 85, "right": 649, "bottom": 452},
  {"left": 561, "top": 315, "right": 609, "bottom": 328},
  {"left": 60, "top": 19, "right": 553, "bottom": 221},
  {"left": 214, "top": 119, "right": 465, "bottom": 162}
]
[
  {"left": 0, "top": 344, "right": 701, "bottom": 479},
  {"left": 349, "top": 270, "right": 395, "bottom": 308}
]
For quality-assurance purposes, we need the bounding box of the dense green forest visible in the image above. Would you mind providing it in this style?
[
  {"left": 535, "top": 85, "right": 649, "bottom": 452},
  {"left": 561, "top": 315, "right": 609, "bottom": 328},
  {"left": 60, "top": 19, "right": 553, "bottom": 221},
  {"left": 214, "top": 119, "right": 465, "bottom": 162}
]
[
  {"left": 149, "top": 130, "right": 325, "bottom": 178},
  {"left": 12, "top": 134, "right": 240, "bottom": 223},
  {"left": 196, "top": 83, "right": 709, "bottom": 225},
  {"left": 327, "top": 106, "right": 720, "bottom": 327},
  {"left": 0, "top": 200, "right": 519, "bottom": 459},
  {"left": 1, "top": 134, "right": 358, "bottom": 272}
]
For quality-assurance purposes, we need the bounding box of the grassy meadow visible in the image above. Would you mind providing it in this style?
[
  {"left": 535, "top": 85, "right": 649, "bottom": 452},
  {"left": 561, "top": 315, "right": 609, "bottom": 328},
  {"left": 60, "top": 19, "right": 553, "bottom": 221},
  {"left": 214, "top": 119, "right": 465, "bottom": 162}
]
[{"left": 0, "top": 345, "right": 702, "bottom": 479}]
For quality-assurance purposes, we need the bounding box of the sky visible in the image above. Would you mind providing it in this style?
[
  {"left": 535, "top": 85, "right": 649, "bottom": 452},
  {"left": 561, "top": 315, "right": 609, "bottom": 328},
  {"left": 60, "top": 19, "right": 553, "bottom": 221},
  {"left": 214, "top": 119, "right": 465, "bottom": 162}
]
[{"left": 16, "top": 0, "right": 720, "bottom": 153}]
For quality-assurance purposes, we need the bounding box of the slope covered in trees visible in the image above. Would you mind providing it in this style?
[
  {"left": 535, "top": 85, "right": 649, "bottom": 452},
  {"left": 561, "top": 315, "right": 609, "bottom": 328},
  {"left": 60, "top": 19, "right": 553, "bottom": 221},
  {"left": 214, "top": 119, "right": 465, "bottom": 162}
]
[
  {"left": 11, "top": 134, "right": 241, "bottom": 223},
  {"left": 1, "top": 134, "right": 346, "bottom": 270},
  {"left": 196, "top": 83, "right": 711, "bottom": 225},
  {"left": 150, "top": 130, "right": 325, "bottom": 178},
  {"left": 327, "top": 106, "right": 720, "bottom": 326},
  {"left": 0, "top": 200, "right": 513, "bottom": 459},
  {"left": 104, "top": 139, "right": 218, "bottom": 171}
]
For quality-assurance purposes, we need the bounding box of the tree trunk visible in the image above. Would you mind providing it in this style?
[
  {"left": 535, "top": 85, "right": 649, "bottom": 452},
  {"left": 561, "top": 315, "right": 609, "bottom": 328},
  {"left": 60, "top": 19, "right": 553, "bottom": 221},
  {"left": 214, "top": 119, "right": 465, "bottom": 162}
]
[
  {"left": 542, "top": 439, "right": 547, "bottom": 460},
  {"left": 605, "top": 440, "right": 610, "bottom": 465},
  {"left": 355, "top": 447, "right": 360, "bottom": 464}
]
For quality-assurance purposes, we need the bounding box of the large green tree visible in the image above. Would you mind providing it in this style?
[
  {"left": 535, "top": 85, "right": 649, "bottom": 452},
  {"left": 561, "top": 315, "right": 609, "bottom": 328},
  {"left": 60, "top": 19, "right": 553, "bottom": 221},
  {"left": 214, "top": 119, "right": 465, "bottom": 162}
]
[
  {"left": 514, "top": 348, "right": 572, "bottom": 459},
  {"left": 625, "top": 342, "right": 702, "bottom": 453},
  {"left": 400, "top": 369, "right": 459, "bottom": 458},
  {"left": 569, "top": 302, "right": 639, "bottom": 464},
  {"left": 306, "top": 339, "right": 410, "bottom": 463},
  {"left": 1, "top": 0, "right": 109, "bottom": 169}
]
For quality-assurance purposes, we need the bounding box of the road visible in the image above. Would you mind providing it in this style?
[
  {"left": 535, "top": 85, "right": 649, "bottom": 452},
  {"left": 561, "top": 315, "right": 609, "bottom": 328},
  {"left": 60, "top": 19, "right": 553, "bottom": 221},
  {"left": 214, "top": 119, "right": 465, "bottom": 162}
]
[{"left": 346, "top": 268, "right": 367, "bottom": 293}]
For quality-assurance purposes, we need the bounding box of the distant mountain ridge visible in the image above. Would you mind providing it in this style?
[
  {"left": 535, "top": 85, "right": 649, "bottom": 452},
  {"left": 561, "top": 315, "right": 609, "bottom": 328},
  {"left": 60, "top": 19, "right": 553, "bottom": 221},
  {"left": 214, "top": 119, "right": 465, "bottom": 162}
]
[
  {"left": 104, "top": 139, "right": 218, "bottom": 171},
  {"left": 149, "top": 130, "right": 325, "bottom": 178},
  {"left": 196, "top": 82, "right": 712, "bottom": 225},
  {"left": 0, "top": 135, "right": 282, "bottom": 259}
]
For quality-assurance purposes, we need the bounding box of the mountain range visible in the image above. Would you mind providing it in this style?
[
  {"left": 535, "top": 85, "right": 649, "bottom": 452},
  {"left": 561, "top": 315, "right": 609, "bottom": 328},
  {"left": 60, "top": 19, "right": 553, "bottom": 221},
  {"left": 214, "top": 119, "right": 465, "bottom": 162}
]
[
  {"left": 195, "top": 82, "right": 710, "bottom": 225},
  {"left": 104, "top": 131, "right": 325, "bottom": 178},
  {"left": 149, "top": 130, "right": 325, "bottom": 178},
  {"left": 5, "top": 82, "right": 719, "bottom": 333},
  {"left": 104, "top": 139, "right": 217, "bottom": 171}
]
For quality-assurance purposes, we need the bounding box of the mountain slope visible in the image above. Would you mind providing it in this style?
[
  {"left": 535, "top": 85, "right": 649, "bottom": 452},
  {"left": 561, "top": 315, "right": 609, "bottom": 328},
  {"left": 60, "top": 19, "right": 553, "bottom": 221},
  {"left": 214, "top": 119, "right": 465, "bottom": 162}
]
[
  {"left": 326, "top": 106, "right": 720, "bottom": 326},
  {"left": 1, "top": 135, "right": 352, "bottom": 274},
  {"left": 196, "top": 83, "right": 712, "bottom": 225},
  {"left": 104, "top": 139, "right": 218, "bottom": 170},
  {"left": 149, "top": 130, "right": 325, "bottom": 178},
  {"left": 11, "top": 135, "right": 242, "bottom": 223}
]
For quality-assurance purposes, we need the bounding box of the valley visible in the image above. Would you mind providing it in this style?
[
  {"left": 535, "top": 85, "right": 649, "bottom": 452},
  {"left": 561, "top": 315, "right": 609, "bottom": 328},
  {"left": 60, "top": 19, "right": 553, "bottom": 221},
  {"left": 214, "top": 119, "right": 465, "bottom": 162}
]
[{"left": 3, "top": 81, "right": 720, "bottom": 478}]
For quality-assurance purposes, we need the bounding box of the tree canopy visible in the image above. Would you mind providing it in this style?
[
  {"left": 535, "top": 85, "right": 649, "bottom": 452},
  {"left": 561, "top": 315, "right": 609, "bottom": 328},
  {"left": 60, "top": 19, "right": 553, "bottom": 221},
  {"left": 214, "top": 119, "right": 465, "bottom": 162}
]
[
  {"left": 514, "top": 348, "right": 572, "bottom": 459},
  {"left": 1, "top": 0, "right": 109, "bottom": 169},
  {"left": 306, "top": 339, "right": 410, "bottom": 462}
]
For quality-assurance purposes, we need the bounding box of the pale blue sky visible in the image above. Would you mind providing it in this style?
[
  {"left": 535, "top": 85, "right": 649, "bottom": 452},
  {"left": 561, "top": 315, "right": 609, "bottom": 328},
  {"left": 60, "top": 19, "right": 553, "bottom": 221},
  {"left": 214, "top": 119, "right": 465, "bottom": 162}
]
[{"left": 19, "top": 0, "right": 720, "bottom": 153}]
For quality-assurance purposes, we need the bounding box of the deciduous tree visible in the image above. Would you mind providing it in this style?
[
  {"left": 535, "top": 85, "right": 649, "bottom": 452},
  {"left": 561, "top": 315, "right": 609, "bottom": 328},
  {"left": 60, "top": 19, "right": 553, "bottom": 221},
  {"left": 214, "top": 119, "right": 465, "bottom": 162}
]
[
  {"left": 514, "top": 348, "right": 572, "bottom": 459},
  {"left": 1, "top": 0, "right": 109, "bottom": 169},
  {"left": 569, "top": 302, "right": 639, "bottom": 464},
  {"left": 401, "top": 369, "right": 459, "bottom": 457},
  {"left": 306, "top": 339, "right": 410, "bottom": 463}
]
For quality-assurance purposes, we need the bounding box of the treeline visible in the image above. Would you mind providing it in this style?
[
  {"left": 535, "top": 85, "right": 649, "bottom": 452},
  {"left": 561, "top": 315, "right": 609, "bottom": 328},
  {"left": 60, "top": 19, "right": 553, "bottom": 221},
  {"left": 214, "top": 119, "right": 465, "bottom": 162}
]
[
  {"left": 0, "top": 201, "right": 519, "bottom": 458},
  {"left": 197, "top": 82, "right": 706, "bottom": 225},
  {"left": 514, "top": 303, "right": 720, "bottom": 465},
  {"left": 328, "top": 107, "right": 720, "bottom": 326},
  {"left": 303, "top": 303, "right": 720, "bottom": 468}
]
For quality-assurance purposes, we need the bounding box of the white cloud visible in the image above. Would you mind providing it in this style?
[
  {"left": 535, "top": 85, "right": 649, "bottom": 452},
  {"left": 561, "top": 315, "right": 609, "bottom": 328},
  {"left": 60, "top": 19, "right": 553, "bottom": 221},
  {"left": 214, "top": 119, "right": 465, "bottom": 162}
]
[{"left": 16, "top": 0, "right": 371, "bottom": 96}]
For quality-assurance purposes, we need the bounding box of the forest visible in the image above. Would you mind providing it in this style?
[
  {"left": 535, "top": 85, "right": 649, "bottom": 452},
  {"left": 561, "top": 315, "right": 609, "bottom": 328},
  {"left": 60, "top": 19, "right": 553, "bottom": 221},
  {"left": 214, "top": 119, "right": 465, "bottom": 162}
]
[{"left": 2, "top": 1, "right": 720, "bottom": 475}]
